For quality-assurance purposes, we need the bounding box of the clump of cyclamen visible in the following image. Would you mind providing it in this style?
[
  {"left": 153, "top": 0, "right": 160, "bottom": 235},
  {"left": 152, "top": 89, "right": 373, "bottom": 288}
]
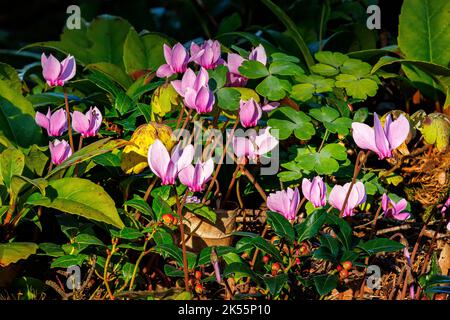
[{"left": 37, "top": 54, "right": 102, "bottom": 165}]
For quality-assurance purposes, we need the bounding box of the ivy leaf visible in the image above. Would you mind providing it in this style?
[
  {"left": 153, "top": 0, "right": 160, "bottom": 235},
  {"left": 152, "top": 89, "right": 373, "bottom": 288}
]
[
  {"left": 335, "top": 74, "right": 378, "bottom": 100},
  {"left": 313, "top": 274, "right": 339, "bottom": 296},
  {"left": 268, "top": 106, "right": 315, "bottom": 140},
  {"left": 238, "top": 60, "right": 269, "bottom": 79},
  {"left": 256, "top": 75, "right": 286, "bottom": 100},
  {"left": 266, "top": 211, "right": 295, "bottom": 242}
]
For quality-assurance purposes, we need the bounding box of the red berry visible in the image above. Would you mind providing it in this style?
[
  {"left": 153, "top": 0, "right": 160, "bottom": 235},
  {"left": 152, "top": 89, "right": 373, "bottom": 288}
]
[
  {"left": 295, "top": 257, "right": 301, "bottom": 265},
  {"left": 337, "top": 265, "right": 343, "bottom": 271},
  {"left": 342, "top": 261, "right": 352, "bottom": 270},
  {"left": 162, "top": 213, "right": 175, "bottom": 225},
  {"left": 339, "top": 269, "right": 349, "bottom": 279},
  {"left": 194, "top": 270, "right": 202, "bottom": 280},
  {"left": 195, "top": 283, "right": 203, "bottom": 294},
  {"left": 271, "top": 262, "right": 281, "bottom": 273},
  {"left": 262, "top": 255, "right": 270, "bottom": 264},
  {"left": 299, "top": 243, "right": 309, "bottom": 255}
]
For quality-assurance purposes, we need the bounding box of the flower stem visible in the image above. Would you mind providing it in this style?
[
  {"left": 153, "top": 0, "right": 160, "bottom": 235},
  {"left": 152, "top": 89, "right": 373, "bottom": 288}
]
[
  {"left": 63, "top": 89, "right": 75, "bottom": 152},
  {"left": 175, "top": 189, "right": 190, "bottom": 292},
  {"left": 339, "top": 151, "right": 368, "bottom": 218}
]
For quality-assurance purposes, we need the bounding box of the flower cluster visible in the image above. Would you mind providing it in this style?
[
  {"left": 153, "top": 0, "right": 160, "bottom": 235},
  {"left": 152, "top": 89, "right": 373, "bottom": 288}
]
[
  {"left": 268, "top": 176, "right": 411, "bottom": 222},
  {"left": 147, "top": 139, "right": 214, "bottom": 192},
  {"left": 36, "top": 54, "right": 102, "bottom": 165}
]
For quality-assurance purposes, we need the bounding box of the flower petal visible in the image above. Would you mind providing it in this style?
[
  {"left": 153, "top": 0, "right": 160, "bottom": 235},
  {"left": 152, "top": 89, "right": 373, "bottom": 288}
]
[
  {"left": 351, "top": 122, "right": 377, "bottom": 153},
  {"left": 386, "top": 114, "right": 410, "bottom": 150},
  {"left": 147, "top": 139, "right": 170, "bottom": 180}
]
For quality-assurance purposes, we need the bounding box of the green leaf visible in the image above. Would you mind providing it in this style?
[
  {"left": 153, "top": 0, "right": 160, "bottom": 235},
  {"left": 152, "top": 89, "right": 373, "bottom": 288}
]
[
  {"left": 0, "top": 79, "right": 43, "bottom": 148},
  {"left": 11, "top": 176, "right": 47, "bottom": 196},
  {"left": 309, "top": 106, "right": 339, "bottom": 123},
  {"left": 223, "top": 262, "right": 256, "bottom": 280},
  {"left": 123, "top": 28, "right": 169, "bottom": 74},
  {"left": 310, "top": 63, "right": 339, "bottom": 77},
  {"left": 217, "top": 87, "right": 241, "bottom": 111},
  {"left": 0, "top": 63, "right": 21, "bottom": 93},
  {"left": 398, "top": 0, "right": 449, "bottom": 67},
  {"left": 340, "top": 59, "right": 372, "bottom": 77},
  {"left": 357, "top": 238, "right": 404, "bottom": 255},
  {"left": 315, "top": 51, "right": 349, "bottom": 68},
  {"left": 271, "top": 52, "right": 299, "bottom": 63},
  {"left": 125, "top": 194, "right": 154, "bottom": 219},
  {"left": 251, "top": 236, "right": 283, "bottom": 262},
  {"left": 26, "top": 177, "right": 125, "bottom": 229},
  {"left": 86, "top": 62, "right": 132, "bottom": 89},
  {"left": 185, "top": 203, "right": 216, "bottom": 223},
  {"left": 313, "top": 274, "right": 339, "bottom": 296},
  {"left": 153, "top": 228, "right": 173, "bottom": 245},
  {"left": 208, "top": 65, "right": 228, "bottom": 90},
  {"left": 269, "top": 61, "right": 304, "bottom": 76},
  {"left": 266, "top": 211, "right": 295, "bottom": 242},
  {"left": 39, "top": 243, "right": 65, "bottom": 258},
  {"left": 0, "top": 242, "right": 38, "bottom": 266},
  {"left": 326, "top": 214, "right": 353, "bottom": 250},
  {"left": 51, "top": 254, "right": 87, "bottom": 268},
  {"left": 238, "top": 60, "right": 269, "bottom": 79},
  {"left": 256, "top": 76, "right": 286, "bottom": 101},
  {"left": 152, "top": 196, "right": 173, "bottom": 220},
  {"left": 0, "top": 147, "right": 25, "bottom": 191},
  {"left": 295, "top": 210, "right": 326, "bottom": 242},
  {"left": 335, "top": 74, "right": 378, "bottom": 100},
  {"left": 74, "top": 234, "right": 104, "bottom": 246},
  {"left": 291, "top": 75, "right": 334, "bottom": 101},
  {"left": 46, "top": 138, "right": 128, "bottom": 178},
  {"left": 294, "top": 144, "right": 347, "bottom": 175},
  {"left": 268, "top": 106, "right": 315, "bottom": 140},
  {"left": 260, "top": 0, "right": 314, "bottom": 69},
  {"left": 262, "top": 274, "right": 288, "bottom": 296},
  {"left": 319, "top": 234, "right": 340, "bottom": 259},
  {"left": 197, "top": 246, "right": 236, "bottom": 266},
  {"left": 111, "top": 227, "right": 144, "bottom": 240}
]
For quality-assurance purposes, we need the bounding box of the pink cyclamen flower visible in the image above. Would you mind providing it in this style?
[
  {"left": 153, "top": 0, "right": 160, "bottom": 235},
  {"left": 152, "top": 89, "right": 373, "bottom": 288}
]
[
  {"left": 440, "top": 196, "right": 450, "bottom": 231},
  {"left": 267, "top": 187, "right": 300, "bottom": 221},
  {"left": 35, "top": 108, "right": 67, "bottom": 137},
  {"left": 329, "top": 181, "right": 366, "bottom": 217},
  {"left": 381, "top": 194, "right": 410, "bottom": 221},
  {"left": 232, "top": 127, "right": 278, "bottom": 162},
  {"left": 178, "top": 158, "right": 214, "bottom": 192},
  {"left": 352, "top": 112, "right": 410, "bottom": 160},
  {"left": 156, "top": 43, "right": 189, "bottom": 78},
  {"left": 248, "top": 44, "right": 267, "bottom": 65},
  {"left": 72, "top": 107, "right": 102, "bottom": 137},
  {"left": 226, "top": 44, "right": 267, "bottom": 87},
  {"left": 171, "top": 68, "right": 215, "bottom": 114},
  {"left": 239, "top": 98, "right": 262, "bottom": 128},
  {"left": 41, "top": 53, "right": 76, "bottom": 87},
  {"left": 148, "top": 139, "right": 194, "bottom": 185},
  {"left": 49, "top": 139, "right": 72, "bottom": 165},
  {"left": 302, "top": 176, "right": 327, "bottom": 208},
  {"left": 190, "top": 40, "right": 223, "bottom": 70}
]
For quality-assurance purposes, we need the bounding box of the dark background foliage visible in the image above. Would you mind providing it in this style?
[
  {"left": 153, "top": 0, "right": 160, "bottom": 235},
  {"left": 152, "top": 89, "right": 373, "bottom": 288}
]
[{"left": 1, "top": 0, "right": 401, "bottom": 49}]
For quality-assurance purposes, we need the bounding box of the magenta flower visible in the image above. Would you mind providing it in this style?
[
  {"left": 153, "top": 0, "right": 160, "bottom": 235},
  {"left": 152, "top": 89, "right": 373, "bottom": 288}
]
[
  {"left": 232, "top": 127, "right": 278, "bottom": 162},
  {"left": 171, "top": 68, "right": 214, "bottom": 114},
  {"left": 329, "top": 182, "right": 366, "bottom": 217},
  {"left": 41, "top": 53, "right": 76, "bottom": 87},
  {"left": 148, "top": 139, "right": 194, "bottom": 185},
  {"left": 49, "top": 139, "right": 72, "bottom": 165},
  {"left": 381, "top": 194, "right": 410, "bottom": 221},
  {"left": 226, "top": 53, "right": 247, "bottom": 87},
  {"left": 190, "top": 40, "right": 223, "bottom": 70},
  {"left": 352, "top": 113, "right": 410, "bottom": 160},
  {"left": 248, "top": 44, "right": 267, "bottom": 65},
  {"left": 156, "top": 43, "right": 189, "bottom": 78},
  {"left": 261, "top": 99, "right": 280, "bottom": 112},
  {"left": 239, "top": 98, "right": 262, "bottom": 128},
  {"left": 302, "top": 176, "right": 327, "bottom": 208},
  {"left": 178, "top": 158, "right": 214, "bottom": 192},
  {"left": 267, "top": 187, "right": 300, "bottom": 221},
  {"left": 72, "top": 107, "right": 102, "bottom": 137},
  {"left": 225, "top": 44, "right": 267, "bottom": 87},
  {"left": 35, "top": 108, "right": 68, "bottom": 137}
]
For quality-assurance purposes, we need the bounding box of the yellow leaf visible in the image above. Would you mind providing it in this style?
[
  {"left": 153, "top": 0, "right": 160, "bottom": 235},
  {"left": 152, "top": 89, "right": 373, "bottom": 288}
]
[
  {"left": 120, "top": 122, "right": 176, "bottom": 174},
  {"left": 151, "top": 84, "right": 179, "bottom": 117}
]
